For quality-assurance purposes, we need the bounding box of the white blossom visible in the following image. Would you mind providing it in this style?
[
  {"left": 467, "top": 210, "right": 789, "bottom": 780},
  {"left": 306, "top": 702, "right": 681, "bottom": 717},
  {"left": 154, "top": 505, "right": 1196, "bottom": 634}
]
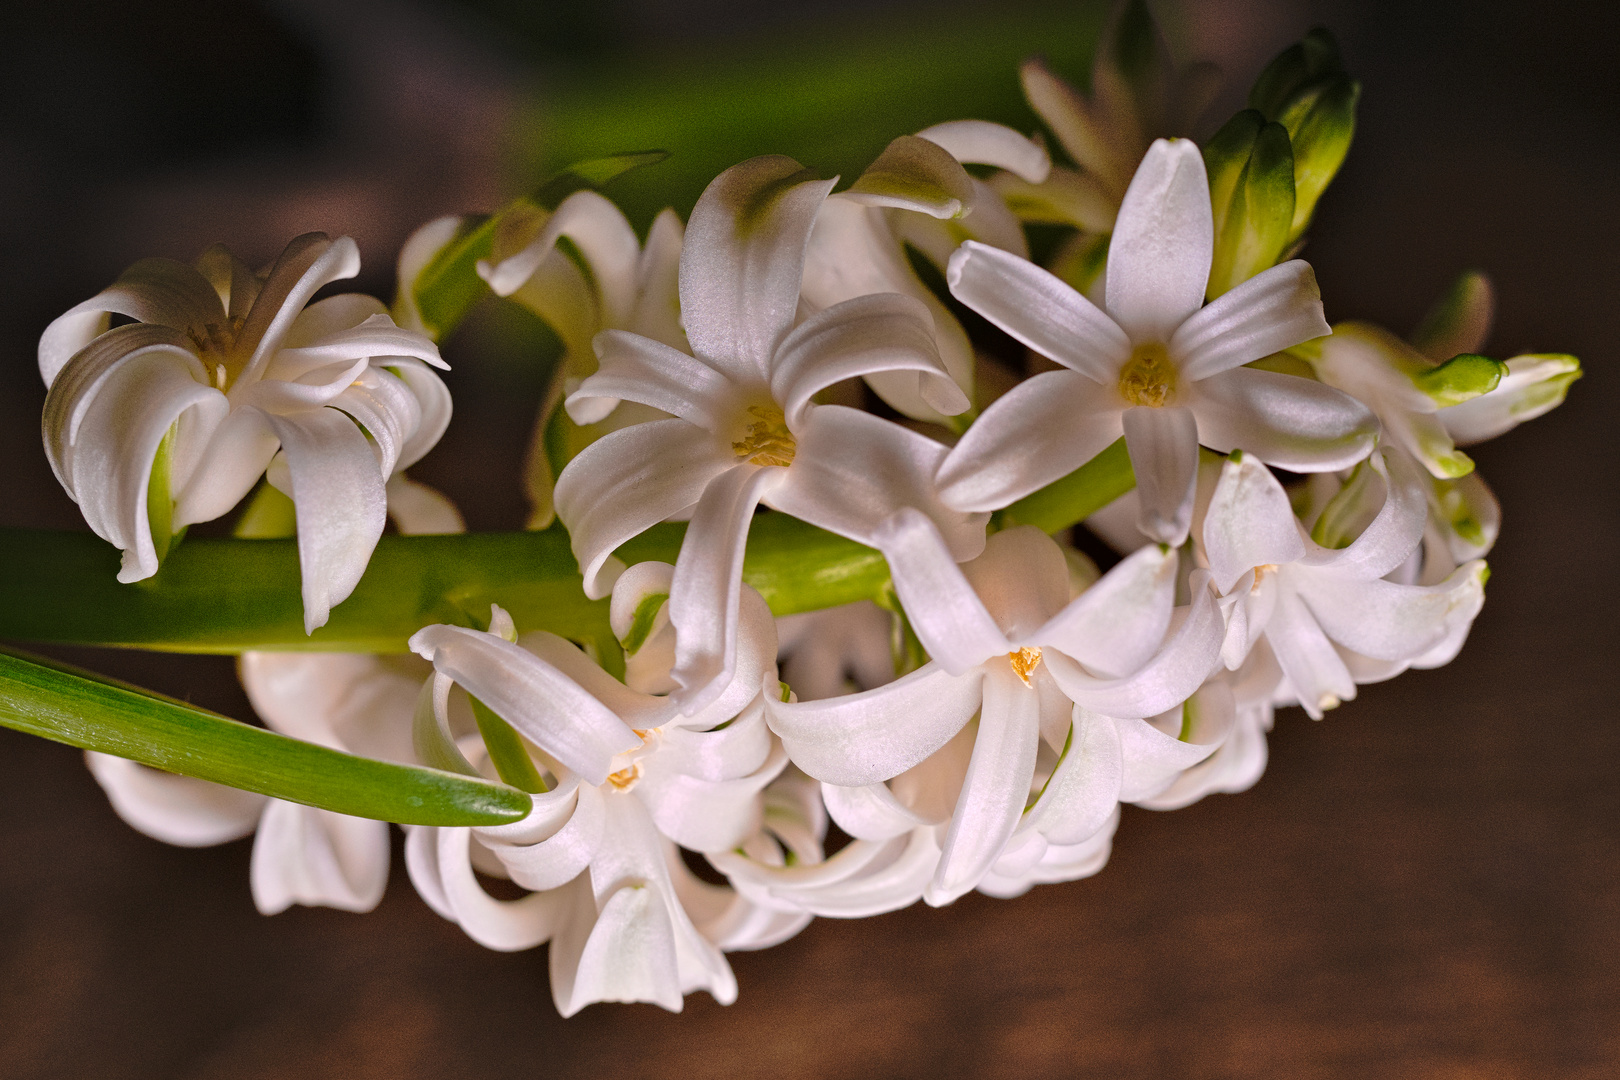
[
  {"left": 938, "top": 139, "right": 1372, "bottom": 545},
  {"left": 41, "top": 234, "right": 449, "bottom": 631},
  {"left": 1201, "top": 449, "right": 1487, "bottom": 718},
  {"left": 767, "top": 520, "right": 1225, "bottom": 905},
  {"left": 554, "top": 156, "right": 985, "bottom": 713},
  {"left": 403, "top": 565, "right": 809, "bottom": 1016}
]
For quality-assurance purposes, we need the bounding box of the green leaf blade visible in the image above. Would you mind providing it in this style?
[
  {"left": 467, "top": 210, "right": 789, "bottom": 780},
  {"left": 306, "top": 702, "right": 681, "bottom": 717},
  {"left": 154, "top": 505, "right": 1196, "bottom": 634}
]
[{"left": 0, "top": 649, "right": 530, "bottom": 826}]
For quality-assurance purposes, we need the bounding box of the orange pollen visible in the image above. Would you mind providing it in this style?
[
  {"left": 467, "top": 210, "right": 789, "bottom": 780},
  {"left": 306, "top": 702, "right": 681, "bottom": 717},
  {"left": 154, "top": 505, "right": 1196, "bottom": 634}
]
[
  {"left": 607, "top": 762, "right": 644, "bottom": 791},
  {"left": 732, "top": 404, "right": 796, "bottom": 467},
  {"left": 1118, "top": 343, "right": 1176, "bottom": 407},
  {"left": 1008, "top": 646, "right": 1043, "bottom": 685}
]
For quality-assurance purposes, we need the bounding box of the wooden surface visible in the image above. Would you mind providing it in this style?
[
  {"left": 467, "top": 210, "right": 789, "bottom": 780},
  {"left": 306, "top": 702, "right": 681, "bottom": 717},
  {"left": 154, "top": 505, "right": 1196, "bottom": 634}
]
[{"left": 0, "top": 2, "right": 1615, "bottom": 1076}]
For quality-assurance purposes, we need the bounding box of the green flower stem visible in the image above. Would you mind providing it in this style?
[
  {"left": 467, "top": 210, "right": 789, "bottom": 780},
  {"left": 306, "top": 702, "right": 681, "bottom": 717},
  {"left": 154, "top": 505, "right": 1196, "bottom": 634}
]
[
  {"left": 994, "top": 437, "right": 1137, "bottom": 534},
  {"left": 0, "top": 446, "right": 1131, "bottom": 652},
  {"left": 0, "top": 647, "right": 530, "bottom": 826}
]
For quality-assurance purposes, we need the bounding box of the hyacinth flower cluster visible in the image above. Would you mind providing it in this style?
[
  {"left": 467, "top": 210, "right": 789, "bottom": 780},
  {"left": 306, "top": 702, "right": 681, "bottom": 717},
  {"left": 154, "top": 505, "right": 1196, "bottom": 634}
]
[{"left": 15, "top": 9, "right": 1580, "bottom": 1017}]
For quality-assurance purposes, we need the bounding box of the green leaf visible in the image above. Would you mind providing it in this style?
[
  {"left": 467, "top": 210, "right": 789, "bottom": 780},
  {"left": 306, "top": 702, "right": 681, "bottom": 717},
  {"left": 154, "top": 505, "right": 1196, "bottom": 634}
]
[
  {"left": 1413, "top": 352, "right": 1507, "bottom": 407},
  {"left": 0, "top": 647, "right": 529, "bottom": 826},
  {"left": 469, "top": 695, "right": 549, "bottom": 794},
  {"left": 995, "top": 437, "right": 1136, "bottom": 535}
]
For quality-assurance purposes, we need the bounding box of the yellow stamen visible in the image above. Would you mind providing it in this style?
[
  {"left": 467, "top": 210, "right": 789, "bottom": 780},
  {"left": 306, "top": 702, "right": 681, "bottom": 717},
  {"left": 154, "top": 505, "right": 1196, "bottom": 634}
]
[
  {"left": 1252, "top": 564, "right": 1279, "bottom": 592},
  {"left": 187, "top": 316, "right": 248, "bottom": 388},
  {"left": 1317, "top": 693, "right": 1341, "bottom": 713},
  {"left": 732, "top": 404, "right": 796, "bottom": 467},
  {"left": 1118, "top": 342, "right": 1177, "bottom": 407},
  {"left": 1008, "top": 646, "right": 1043, "bottom": 685},
  {"left": 607, "top": 761, "right": 644, "bottom": 791}
]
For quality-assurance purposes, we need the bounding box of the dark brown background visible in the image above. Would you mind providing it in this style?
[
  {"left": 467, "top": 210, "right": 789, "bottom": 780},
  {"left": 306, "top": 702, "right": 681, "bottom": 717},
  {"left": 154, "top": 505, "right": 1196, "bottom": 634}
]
[{"left": 0, "top": 1, "right": 1614, "bottom": 1076}]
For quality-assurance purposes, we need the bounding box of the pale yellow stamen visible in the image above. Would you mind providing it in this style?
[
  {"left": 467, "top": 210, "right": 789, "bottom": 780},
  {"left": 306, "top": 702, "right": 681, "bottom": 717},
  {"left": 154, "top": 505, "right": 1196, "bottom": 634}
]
[
  {"left": 1118, "top": 342, "right": 1177, "bottom": 407},
  {"left": 607, "top": 761, "right": 644, "bottom": 791},
  {"left": 187, "top": 316, "right": 248, "bottom": 389},
  {"left": 732, "top": 404, "right": 796, "bottom": 467},
  {"left": 1252, "top": 564, "right": 1279, "bottom": 592},
  {"left": 1317, "top": 693, "right": 1341, "bottom": 713},
  {"left": 1008, "top": 646, "right": 1043, "bottom": 685}
]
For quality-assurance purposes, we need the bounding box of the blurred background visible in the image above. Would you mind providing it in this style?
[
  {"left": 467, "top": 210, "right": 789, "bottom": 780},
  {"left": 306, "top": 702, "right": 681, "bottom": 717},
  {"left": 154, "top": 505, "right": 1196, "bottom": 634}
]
[{"left": 0, "top": 0, "right": 1615, "bottom": 1076}]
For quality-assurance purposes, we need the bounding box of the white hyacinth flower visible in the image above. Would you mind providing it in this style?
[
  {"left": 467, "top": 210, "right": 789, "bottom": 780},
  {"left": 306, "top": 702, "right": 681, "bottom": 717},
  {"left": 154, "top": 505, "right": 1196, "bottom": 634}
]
[
  {"left": 1202, "top": 449, "right": 1488, "bottom": 718},
  {"left": 767, "top": 519, "right": 1225, "bottom": 905},
  {"left": 41, "top": 233, "right": 450, "bottom": 631},
  {"left": 554, "top": 156, "right": 985, "bottom": 713},
  {"left": 801, "top": 121, "right": 1050, "bottom": 425},
  {"left": 939, "top": 138, "right": 1375, "bottom": 545},
  {"left": 404, "top": 565, "right": 807, "bottom": 1016}
]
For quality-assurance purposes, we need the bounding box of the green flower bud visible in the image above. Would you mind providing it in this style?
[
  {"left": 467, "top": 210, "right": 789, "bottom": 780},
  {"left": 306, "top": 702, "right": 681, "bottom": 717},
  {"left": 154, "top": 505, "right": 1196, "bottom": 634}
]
[
  {"left": 1413, "top": 353, "right": 1507, "bottom": 408},
  {"left": 1411, "top": 270, "right": 1494, "bottom": 360},
  {"left": 1206, "top": 117, "right": 1295, "bottom": 298},
  {"left": 1282, "top": 74, "right": 1359, "bottom": 239},
  {"left": 1249, "top": 28, "right": 1345, "bottom": 119}
]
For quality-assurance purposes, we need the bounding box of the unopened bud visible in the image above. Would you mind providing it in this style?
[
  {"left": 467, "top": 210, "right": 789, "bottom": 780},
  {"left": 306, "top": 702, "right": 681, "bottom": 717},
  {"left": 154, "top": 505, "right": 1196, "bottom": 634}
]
[
  {"left": 1413, "top": 353, "right": 1506, "bottom": 408},
  {"left": 1204, "top": 112, "right": 1295, "bottom": 298}
]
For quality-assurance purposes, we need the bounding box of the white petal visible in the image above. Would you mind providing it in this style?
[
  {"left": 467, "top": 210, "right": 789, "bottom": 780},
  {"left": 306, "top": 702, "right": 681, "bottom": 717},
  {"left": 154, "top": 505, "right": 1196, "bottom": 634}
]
[
  {"left": 170, "top": 405, "right": 280, "bottom": 528},
  {"left": 630, "top": 209, "right": 689, "bottom": 351},
  {"left": 1044, "top": 572, "right": 1224, "bottom": 718},
  {"left": 250, "top": 800, "right": 390, "bottom": 915},
  {"left": 1122, "top": 405, "right": 1199, "bottom": 545},
  {"left": 822, "top": 781, "right": 937, "bottom": 841},
  {"left": 680, "top": 157, "right": 835, "bottom": 382},
  {"left": 383, "top": 358, "right": 452, "bottom": 470},
  {"left": 668, "top": 465, "right": 783, "bottom": 714},
  {"left": 1037, "top": 543, "right": 1177, "bottom": 677},
  {"left": 43, "top": 333, "right": 225, "bottom": 581},
  {"left": 1305, "top": 450, "right": 1428, "bottom": 581},
  {"left": 328, "top": 367, "right": 421, "bottom": 477},
  {"left": 1295, "top": 559, "right": 1487, "bottom": 662},
  {"left": 958, "top": 526, "right": 1073, "bottom": 641},
  {"left": 235, "top": 235, "right": 362, "bottom": 387},
  {"left": 1023, "top": 708, "right": 1122, "bottom": 845},
  {"left": 263, "top": 408, "right": 387, "bottom": 633},
  {"left": 1189, "top": 366, "right": 1378, "bottom": 472},
  {"left": 1104, "top": 139, "right": 1213, "bottom": 343},
  {"left": 409, "top": 624, "right": 641, "bottom": 784},
  {"left": 385, "top": 473, "right": 465, "bottom": 535},
  {"left": 1202, "top": 452, "right": 1307, "bottom": 593},
  {"left": 640, "top": 740, "right": 789, "bottom": 853},
  {"left": 800, "top": 199, "right": 975, "bottom": 424},
  {"left": 553, "top": 420, "right": 733, "bottom": 599},
  {"left": 1019, "top": 57, "right": 1132, "bottom": 196},
  {"left": 1264, "top": 585, "right": 1356, "bottom": 719},
  {"left": 917, "top": 120, "right": 1051, "bottom": 182},
  {"left": 270, "top": 311, "right": 446, "bottom": 379},
  {"left": 768, "top": 407, "right": 987, "bottom": 559},
  {"left": 481, "top": 782, "right": 605, "bottom": 893},
  {"left": 481, "top": 191, "right": 641, "bottom": 328},
  {"left": 766, "top": 663, "right": 984, "bottom": 787},
  {"left": 772, "top": 293, "right": 966, "bottom": 425},
  {"left": 867, "top": 508, "right": 1008, "bottom": 674},
  {"left": 85, "top": 751, "right": 265, "bottom": 847},
  {"left": 569, "top": 331, "right": 739, "bottom": 429},
  {"left": 1116, "top": 680, "right": 1235, "bottom": 802},
  {"left": 427, "top": 826, "right": 565, "bottom": 951},
  {"left": 1171, "top": 261, "right": 1331, "bottom": 381},
  {"left": 841, "top": 134, "right": 976, "bottom": 218},
  {"left": 240, "top": 651, "right": 425, "bottom": 763},
  {"left": 39, "top": 257, "right": 224, "bottom": 386},
  {"left": 937, "top": 370, "right": 1125, "bottom": 512},
  {"left": 928, "top": 664, "right": 1043, "bottom": 906},
  {"left": 945, "top": 240, "right": 1129, "bottom": 382}
]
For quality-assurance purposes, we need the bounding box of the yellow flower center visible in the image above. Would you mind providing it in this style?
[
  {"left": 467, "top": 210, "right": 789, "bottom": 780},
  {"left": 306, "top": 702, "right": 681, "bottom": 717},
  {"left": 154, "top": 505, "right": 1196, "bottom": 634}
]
[
  {"left": 732, "top": 404, "right": 796, "bottom": 467},
  {"left": 1007, "top": 646, "right": 1043, "bottom": 686},
  {"left": 607, "top": 761, "right": 644, "bottom": 791},
  {"left": 1117, "top": 342, "right": 1177, "bottom": 407}
]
